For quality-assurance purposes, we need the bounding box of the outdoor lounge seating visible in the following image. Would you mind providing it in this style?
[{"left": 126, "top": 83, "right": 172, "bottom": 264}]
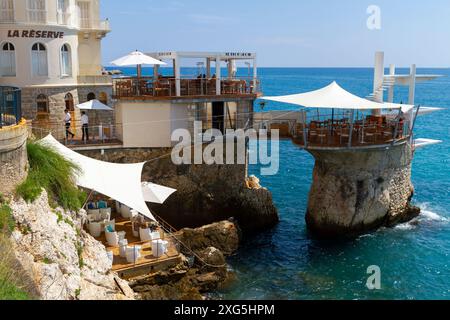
[
  {"left": 105, "top": 228, "right": 119, "bottom": 247},
  {"left": 125, "top": 246, "right": 142, "bottom": 263},
  {"left": 152, "top": 240, "right": 168, "bottom": 258},
  {"left": 88, "top": 221, "right": 102, "bottom": 237}
]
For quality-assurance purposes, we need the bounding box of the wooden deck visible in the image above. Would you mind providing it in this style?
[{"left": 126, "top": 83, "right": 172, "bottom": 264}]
[{"left": 92, "top": 217, "right": 182, "bottom": 279}]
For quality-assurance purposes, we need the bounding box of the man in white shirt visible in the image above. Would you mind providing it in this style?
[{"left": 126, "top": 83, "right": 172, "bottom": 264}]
[
  {"left": 81, "top": 111, "right": 89, "bottom": 142},
  {"left": 64, "top": 109, "right": 75, "bottom": 139}
]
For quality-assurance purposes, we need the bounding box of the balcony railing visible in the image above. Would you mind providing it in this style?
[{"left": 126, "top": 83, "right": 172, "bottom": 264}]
[
  {"left": 77, "top": 18, "right": 110, "bottom": 31},
  {"left": 57, "top": 11, "right": 70, "bottom": 25},
  {"left": 27, "top": 9, "right": 47, "bottom": 24},
  {"left": 255, "top": 113, "right": 411, "bottom": 149},
  {"left": 113, "top": 76, "right": 260, "bottom": 99},
  {"left": 0, "top": 10, "right": 14, "bottom": 23}
]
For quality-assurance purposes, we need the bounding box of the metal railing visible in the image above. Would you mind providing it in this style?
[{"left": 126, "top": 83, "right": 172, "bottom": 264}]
[
  {"left": 113, "top": 76, "right": 260, "bottom": 99},
  {"left": 0, "top": 86, "right": 21, "bottom": 128},
  {"left": 290, "top": 114, "right": 411, "bottom": 148},
  {"left": 57, "top": 11, "right": 70, "bottom": 25},
  {"left": 76, "top": 18, "right": 110, "bottom": 31},
  {"left": 31, "top": 122, "right": 121, "bottom": 146}
]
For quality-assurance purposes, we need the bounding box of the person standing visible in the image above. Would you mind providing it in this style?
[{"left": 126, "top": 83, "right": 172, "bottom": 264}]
[
  {"left": 81, "top": 111, "right": 89, "bottom": 142},
  {"left": 64, "top": 109, "right": 75, "bottom": 139}
]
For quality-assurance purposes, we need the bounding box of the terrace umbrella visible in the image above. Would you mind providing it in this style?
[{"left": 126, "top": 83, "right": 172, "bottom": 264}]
[
  {"left": 111, "top": 50, "right": 166, "bottom": 78},
  {"left": 76, "top": 99, "right": 112, "bottom": 110}
]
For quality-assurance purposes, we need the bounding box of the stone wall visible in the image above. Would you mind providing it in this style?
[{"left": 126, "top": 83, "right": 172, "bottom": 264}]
[
  {"left": 305, "top": 142, "right": 419, "bottom": 237},
  {"left": 80, "top": 146, "right": 279, "bottom": 232},
  {"left": 21, "top": 85, "right": 113, "bottom": 140},
  {"left": 0, "top": 119, "right": 28, "bottom": 196}
]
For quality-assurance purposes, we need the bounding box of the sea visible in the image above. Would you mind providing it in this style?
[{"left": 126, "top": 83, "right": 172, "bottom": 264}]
[{"left": 112, "top": 66, "right": 450, "bottom": 300}]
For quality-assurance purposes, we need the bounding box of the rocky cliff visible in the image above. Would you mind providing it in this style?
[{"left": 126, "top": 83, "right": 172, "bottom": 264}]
[
  {"left": 9, "top": 191, "right": 135, "bottom": 300},
  {"left": 306, "top": 142, "right": 420, "bottom": 237}
]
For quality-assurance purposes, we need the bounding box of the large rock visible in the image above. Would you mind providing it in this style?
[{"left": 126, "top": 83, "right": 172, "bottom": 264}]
[
  {"left": 306, "top": 142, "right": 420, "bottom": 237},
  {"left": 9, "top": 191, "right": 135, "bottom": 300},
  {"left": 174, "top": 220, "right": 240, "bottom": 256}
]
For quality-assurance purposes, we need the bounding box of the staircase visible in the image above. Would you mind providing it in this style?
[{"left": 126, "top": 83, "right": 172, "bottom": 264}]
[{"left": 366, "top": 76, "right": 396, "bottom": 101}]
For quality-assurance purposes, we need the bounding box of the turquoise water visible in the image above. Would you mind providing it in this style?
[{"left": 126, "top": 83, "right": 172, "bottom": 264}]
[
  {"left": 113, "top": 66, "right": 449, "bottom": 299},
  {"left": 221, "top": 68, "right": 450, "bottom": 300}
]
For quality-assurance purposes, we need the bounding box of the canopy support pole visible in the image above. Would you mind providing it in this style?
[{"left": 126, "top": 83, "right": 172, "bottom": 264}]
[
  {"left": 409, "top": 105, "right": 421, "bottom": 144},
  {"left": 348, "top": 109, "right": 355, "bottom": 148},
  {"left": 82, "top": 189, "right": 95, "bottom": 210},
  {"left": 391, "top": 109, "right": 401, "bottom": 145}
]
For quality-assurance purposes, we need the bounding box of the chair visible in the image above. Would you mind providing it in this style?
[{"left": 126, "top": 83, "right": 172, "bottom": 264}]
[
  {"left": 88, "top": 222, "right": 102, "bottom": 237},
  {"left": 119, "top": 239, "right": 128, "bottom": 258},
  {"left": 97, "top": 200, "right": 108, "bottom": 209},
  {"left": 87, "top": 209, "right": 101, "bottom": 221},
  {"left": 120, "top": 205, "right": 132, "bottom": 218},
  {"left": 139, "top": 228, "right": 152, "bottom": 242},
  {"left": 105, "top": 229, "right": 119, "bottom": 247},
  {"left": 152, "top": 240, "right": 168, "bottom": 258},
  {"left": 87, "top": 202, "right": 97, "bottom": 210},
  {"left": 104, "top": 219, "right": 115, "bottom": 232},
  {"left": 100, "top": 208, "right": 111, "bottom": 220},
  {"left": 115, "top": 201, "right": 121, "bottom": 213},
  {"left": 125, "top": 246, "right": 141, "bottom": 263}
]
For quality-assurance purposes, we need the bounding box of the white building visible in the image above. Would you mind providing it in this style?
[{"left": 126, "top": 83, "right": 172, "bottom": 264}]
[{"left": 0, "top": 0, "right": 111, "bottom": 136}]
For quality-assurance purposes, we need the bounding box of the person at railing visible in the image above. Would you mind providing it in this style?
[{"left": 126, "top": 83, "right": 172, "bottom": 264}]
[
  {"left": 81, "top": 111, "right": 89, "bottom": 142},
  {"left": 64, "top": 109, "right": 75, "bottom": 140}
]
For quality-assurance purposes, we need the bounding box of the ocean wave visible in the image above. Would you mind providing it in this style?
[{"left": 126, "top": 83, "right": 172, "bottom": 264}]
[{"left": 394, "top": 205, "right": 448, "bottom": 230}]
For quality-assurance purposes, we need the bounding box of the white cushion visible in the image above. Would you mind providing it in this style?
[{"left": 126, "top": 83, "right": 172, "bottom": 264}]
[
  {"left": 100, "top": 208, "right": 111, "bottom": 220},
  {"left": 120, "top": 205, "right": 132, "bottom": 218},
  {"left": 125, "top": 246, "right": 141, "bottom": 263}
]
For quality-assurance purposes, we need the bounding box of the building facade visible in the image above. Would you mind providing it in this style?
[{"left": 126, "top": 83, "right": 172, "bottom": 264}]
[{"left": 0, "top": 0, "right": 112, "bottom": 137}]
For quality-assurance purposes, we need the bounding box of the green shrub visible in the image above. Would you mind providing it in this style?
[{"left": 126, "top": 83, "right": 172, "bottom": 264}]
[
  {"left": 16, "top": 141, "right": 86, "bottom": 211},
  {"left": 0, "top": 203, "right": 14, "bottom": 234}
]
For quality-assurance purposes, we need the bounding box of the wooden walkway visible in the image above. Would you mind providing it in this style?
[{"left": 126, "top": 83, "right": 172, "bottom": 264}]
[{"left": 93, "top": 217, "right": 182, "bottom": 279}]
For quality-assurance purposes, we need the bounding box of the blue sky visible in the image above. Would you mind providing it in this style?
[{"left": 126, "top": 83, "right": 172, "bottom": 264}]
[{"left": 101, "top": 0, "right": 450, "bottom": 67}]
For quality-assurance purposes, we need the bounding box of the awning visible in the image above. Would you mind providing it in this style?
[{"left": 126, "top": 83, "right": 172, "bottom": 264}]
[
  {"left": 76, "top": 99, "right": 112, "bottom": 111},
  {"left": 262, "top": 81, "right": 414, "bottom": 113},
  {"left": 40, "top": 135, "right": 155, "bottom": 221}
]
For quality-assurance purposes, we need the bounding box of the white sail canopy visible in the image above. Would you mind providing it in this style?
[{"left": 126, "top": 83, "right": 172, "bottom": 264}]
[
  {"left": 40, "top": 135, "right": 155, "bottom": 221},
  {"left": 262, "top": 81, "right": 414, "bottom": 113},
  {"left": 142, "top": 182, "right": 176, "bottom": 204}
]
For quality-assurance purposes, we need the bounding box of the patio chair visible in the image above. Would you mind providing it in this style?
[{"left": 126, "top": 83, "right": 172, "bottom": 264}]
[
  {"left": 105, "top": 228, "right": 119, "bottom": 247},
  {"left": 100, "top": 208, "right": 111, "bottom": 220},
  {"left": 97, "top": 200, "right": 108, "bottom": 209},
  {"left": 152, "top": 240, "right": 168, "bottom": 258},
  {"left": 88, "top": 221, "right": 102, "bottom": 237},
  {"left": 125, "top": 246, "right": 141, "bottom": 263},
  {"left": 120, "top": 205, "right": 132, "bottom": 218},
  {"left": 104, "top": 219, "right": 115, "bottom": 232}
]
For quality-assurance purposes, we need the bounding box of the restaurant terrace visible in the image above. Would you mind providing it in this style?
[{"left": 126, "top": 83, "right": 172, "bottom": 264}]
[{"left": 112, "top": 51, "right": 260, "bottom": 100}]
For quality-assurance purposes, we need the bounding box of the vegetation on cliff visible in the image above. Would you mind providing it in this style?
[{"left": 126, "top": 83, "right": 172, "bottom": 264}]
[
  {"left": 16, "top": 141, "right": 86, "bottom": 211},
  {"left": 0, "top": 195, "right": 32, "bottom": 300}
]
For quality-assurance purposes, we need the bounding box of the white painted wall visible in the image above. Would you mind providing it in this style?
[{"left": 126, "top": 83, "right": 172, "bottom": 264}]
[{"left": 0, "top": 0, "right": 108, "bottom": 88}]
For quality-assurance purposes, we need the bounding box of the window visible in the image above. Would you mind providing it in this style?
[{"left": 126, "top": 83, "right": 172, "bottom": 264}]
[
  {"left": 60, "top": 44, "right": 72, "bottom": 77},
  {"left": 27, "top": 0, "right": 46, "bottom": 23},
  {"left": 0, "top": 0, "right": 14, "bottom": 22},
  {"left": 0, "top": 42, "right": 15, "bottom": 77},
  {"left": 57, "top": 0, "right": 69, "bottom": 25},
  {"left": 36, "top": 94, "right": 48, "bottom": 113},
  {"left": 87, "top": 92, "right": 96, "bottom": 101},
  {"left": 99, "top": 92, "right": 108, "bottom": 105},
  {"left": 31, "top": 43, "right": 48, "bottom": 76},
  {"left": 77, "top": 1, "right": 90, "bottom": 28},
  {"left": 65, "top": 93, "right": 74, "bottom": 111}
]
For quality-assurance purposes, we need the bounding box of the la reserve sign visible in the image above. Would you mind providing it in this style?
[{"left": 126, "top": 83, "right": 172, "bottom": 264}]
[{"left": 7, "top": 30, "right": 64, "bottom": 39}]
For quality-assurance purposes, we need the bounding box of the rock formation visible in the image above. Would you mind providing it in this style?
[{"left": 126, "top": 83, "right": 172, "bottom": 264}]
[
  {"left": 9, "top": 191, "right": 135, "bottom": 300},
  {"left": 306, "top": 142, "right": 420, "bottom": 237},
  {"left": 129, "top": 220, "right": 240, "bottom": 300}
]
